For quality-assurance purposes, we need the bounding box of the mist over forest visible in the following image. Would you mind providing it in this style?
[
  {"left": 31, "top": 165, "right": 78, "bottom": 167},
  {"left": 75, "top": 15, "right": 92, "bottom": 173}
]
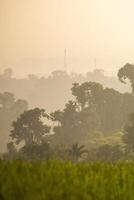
[
  {"left": 0, "top": 67, "right": 130, "bottom": 111},
  {"left": 2, "top": 1, "right": 134, "bottom": 199},
  {"left": 0, "top": 64, "right": 132, "bottom": 154}
]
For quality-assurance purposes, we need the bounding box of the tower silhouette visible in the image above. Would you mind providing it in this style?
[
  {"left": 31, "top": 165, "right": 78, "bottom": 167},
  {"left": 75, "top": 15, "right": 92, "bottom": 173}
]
[{"left": 64, "top": 48, "right": 67, "bottom": 71}]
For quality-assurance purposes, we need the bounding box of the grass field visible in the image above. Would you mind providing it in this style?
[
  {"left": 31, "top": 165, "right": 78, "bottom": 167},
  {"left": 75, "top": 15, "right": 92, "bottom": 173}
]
[{"left": 0, "top": 160, "right": 134, "bottom": 200}]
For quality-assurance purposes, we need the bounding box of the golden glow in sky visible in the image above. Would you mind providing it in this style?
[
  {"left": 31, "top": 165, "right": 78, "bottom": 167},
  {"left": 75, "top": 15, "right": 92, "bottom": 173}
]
[{"left": 0, "top": 0, "right": 134, "bottom": 76}]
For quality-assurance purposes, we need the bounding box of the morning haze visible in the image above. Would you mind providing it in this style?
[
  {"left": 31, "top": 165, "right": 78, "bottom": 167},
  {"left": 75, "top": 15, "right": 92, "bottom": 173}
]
[
  {"left": 2, "top": 1, "right": 134, "bottom": 198},
  {"left": 1, "top": 0, "right": 134, "bottom": 77}
]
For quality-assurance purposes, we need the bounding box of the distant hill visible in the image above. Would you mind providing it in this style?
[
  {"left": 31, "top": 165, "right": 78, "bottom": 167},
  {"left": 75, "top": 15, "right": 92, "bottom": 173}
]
[{"left": 0, "top": 68, "right": 130, "bottom": 111}]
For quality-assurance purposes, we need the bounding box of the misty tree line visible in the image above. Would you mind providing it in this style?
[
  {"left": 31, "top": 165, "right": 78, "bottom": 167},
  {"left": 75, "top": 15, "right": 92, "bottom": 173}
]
[
  {"left": 0, "top": 67, "right": 130, "bottom": 111},
  {"left": 1, "top": 63, "right": 134, "bottom": 162}
]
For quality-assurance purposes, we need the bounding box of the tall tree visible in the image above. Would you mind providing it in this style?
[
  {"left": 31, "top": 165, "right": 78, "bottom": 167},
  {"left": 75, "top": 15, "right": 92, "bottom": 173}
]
[
  {"left": 10, "top": 108, "right": 51, "bottom": 147},
  {"left": 118, "top": 63, "right": 134, "bottom": 92},
  {"left": 51, "top": 88, "right": 100, "bottom": 146},
  {"left": 67, "top": 143, "right": 87, "bottom": 161},
  {"left": 71, "top": 82, "right": 103, "bottom": 110}
]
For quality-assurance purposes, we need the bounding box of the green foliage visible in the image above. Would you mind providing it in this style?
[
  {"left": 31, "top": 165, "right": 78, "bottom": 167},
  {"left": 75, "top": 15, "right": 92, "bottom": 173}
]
[
  {"left": 21, "top": 141, "right": 52, "bottom": 160},
  {"left": 1, "top": 161, "right": 134, "bottom": 200},
  {"left": 71, "top": 81, "right": 134, "bottom": 133},
  {"left": 51, "top": 80, "right": 134, "bottom": 147},
  {"left": 67, "top": 143, "right": 87, "bottom": 161},
  {"left": 10, "top": 108, "right": 51, "bottom": 147},
  {"left": 51, "top": 99, "right": 100, "bottom": 146},
  {"left": 71, "top": 82, "right": 103, "bottom": 109},
  {"left": 95, "top": 144, "right": 124, "bottom": 162},
  {"left": 4, "top": 142, "right": 17, "bottom": 160},
  {"left": 123, "top": 113, "right": 134, "bottom": 152}
]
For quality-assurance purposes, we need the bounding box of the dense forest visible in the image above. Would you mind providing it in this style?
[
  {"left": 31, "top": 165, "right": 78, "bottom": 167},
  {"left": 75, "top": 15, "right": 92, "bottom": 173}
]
[
  {"left": 1, "top": 63, "right": 134, "bottom": 163},
  {"left": 0, "top": 66, "right": 131, "bottom": 152},
  {"left": 2, "top": 1, "right": 134, "bottom": 198}
]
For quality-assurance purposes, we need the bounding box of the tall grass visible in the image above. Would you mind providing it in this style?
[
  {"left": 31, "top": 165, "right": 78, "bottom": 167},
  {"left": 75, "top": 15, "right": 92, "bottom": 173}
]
[{"left": 0, "top": 160, "right": 134, "bottom": 200}]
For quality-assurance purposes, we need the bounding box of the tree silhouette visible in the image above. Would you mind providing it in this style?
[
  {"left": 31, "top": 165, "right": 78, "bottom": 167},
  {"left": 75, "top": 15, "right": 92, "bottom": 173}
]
[
  {"left": 95, "top": 144, "right": 123, "bottom": 162},
  {"left": 4, "top": 142, "right": 17, "bottom": 159},
  {"left": 68, "top": 143, "right": 87, "bottom": 161},
  {"left": 71, "top": 82, "right": 103, "bottom": 110},
  {"left": 118, "top": 63, "right": 134, "bottom": 92},
  {"left": 21, "top": 140, "right": 52, "bottom": 160},
  {"left": 51, "top": 99, "right": 100, "bottom": 146},
  {"left": 0, "top": 92, "right": 28, "bottom": 152},
  {"left": 10, "top": 108, "right": 51, "bottom": 147}
]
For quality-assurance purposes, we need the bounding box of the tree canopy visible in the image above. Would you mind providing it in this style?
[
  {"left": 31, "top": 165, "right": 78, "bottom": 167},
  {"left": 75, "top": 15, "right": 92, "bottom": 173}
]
[
  {"left": 118, "top": 63, "right": 134, "bottom": 92},
  {"left": 10, "top": 108, "right": 51, "bottom": 147}
]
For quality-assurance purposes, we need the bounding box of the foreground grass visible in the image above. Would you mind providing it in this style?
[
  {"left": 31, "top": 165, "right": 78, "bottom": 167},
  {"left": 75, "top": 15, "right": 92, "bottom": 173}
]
[{"left": 0, "top": 160, "right": 134, "bottom": 200}]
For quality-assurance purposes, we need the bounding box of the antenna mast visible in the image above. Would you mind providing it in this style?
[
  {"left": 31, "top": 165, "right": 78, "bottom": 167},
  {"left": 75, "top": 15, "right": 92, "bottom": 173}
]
[{"left": 64, "top": 48, "right": 67, "bottom": 71}]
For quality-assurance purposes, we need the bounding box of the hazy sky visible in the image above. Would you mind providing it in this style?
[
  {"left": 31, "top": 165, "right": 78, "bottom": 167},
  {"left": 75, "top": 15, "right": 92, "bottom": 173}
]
[{"left": 0, "top": 0, "right": 134, "bottom": 77}]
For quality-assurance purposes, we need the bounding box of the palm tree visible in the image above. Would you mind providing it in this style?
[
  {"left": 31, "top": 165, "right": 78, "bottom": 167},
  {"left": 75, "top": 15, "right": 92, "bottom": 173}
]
[{"left": 68, "top": 143, "right": 87, "bottom": 161}]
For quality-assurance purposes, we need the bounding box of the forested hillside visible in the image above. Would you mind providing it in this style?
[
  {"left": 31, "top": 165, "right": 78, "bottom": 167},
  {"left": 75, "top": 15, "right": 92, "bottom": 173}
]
[{"left": 0, "top": 68, "right": 130, "bottom": 111}]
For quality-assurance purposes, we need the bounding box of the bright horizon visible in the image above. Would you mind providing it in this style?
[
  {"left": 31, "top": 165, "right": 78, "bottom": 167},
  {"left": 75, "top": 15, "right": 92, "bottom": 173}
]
[{"left": 1, "top": 0, "right": 134, "bottom": 77}]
